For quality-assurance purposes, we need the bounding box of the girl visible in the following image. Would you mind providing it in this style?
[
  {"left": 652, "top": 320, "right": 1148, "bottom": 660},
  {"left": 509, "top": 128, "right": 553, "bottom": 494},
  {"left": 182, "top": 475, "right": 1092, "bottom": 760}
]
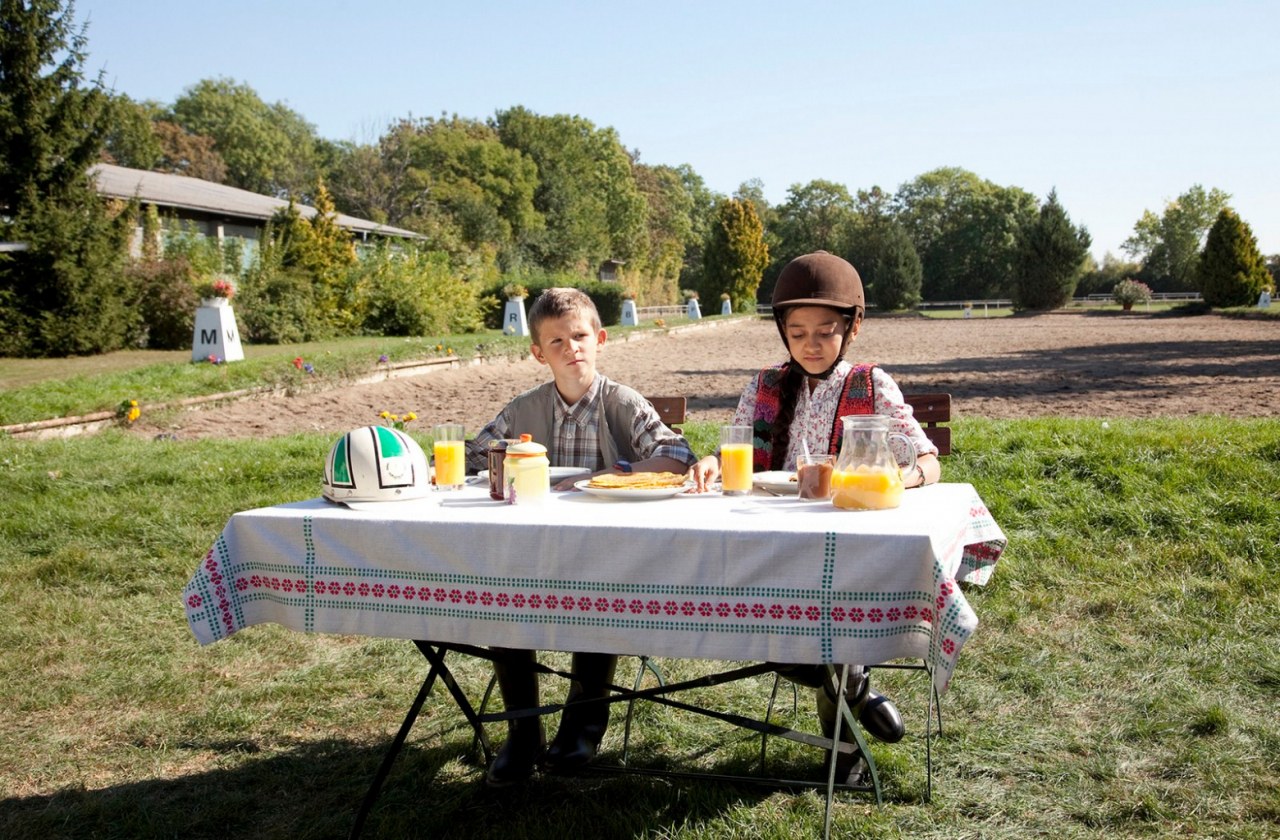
[{"left": 691, "top": 250, "right": 940, "bottom": 782}]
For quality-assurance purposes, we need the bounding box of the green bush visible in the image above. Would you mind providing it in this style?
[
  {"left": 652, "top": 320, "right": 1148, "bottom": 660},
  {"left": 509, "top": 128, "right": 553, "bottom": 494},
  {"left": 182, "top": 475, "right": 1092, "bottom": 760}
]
[
  {"left": 235, "top": 265, "right": 323, "bottom": 344},
  {"left": 126, "top": 257, "right": 201, "bottom": 349},
  {"left": 355, "top": 246, "right": 483, "bottom": 336},
  {"left": 480, "top": 272, "right": 624, "bottom": 329},
  {"left": 1111, "top": 278, "right": 1153, "bottom": 307}
]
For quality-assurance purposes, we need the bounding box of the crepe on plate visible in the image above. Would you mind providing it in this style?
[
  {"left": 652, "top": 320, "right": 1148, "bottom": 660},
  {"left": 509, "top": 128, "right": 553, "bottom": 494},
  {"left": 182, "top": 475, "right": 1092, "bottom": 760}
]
[{"left": 588, "top": 471, "right": 688, "bottom": 489}]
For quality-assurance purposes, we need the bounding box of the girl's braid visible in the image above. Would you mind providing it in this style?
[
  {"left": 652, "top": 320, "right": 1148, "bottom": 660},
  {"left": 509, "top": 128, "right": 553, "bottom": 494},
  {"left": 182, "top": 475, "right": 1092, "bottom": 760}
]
[{"left": 769, "top": 362, "right": 805, "bottom": 470}]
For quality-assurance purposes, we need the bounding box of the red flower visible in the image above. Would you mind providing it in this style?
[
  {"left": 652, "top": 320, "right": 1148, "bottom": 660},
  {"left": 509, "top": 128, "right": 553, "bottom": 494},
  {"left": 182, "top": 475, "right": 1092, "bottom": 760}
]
[
  {"left": 292, "top": 357, "right": 304, "bottom": 370},
  {"left": 831, "top": 606, "right": 846, "bottom": 622},
  {"left": 805, "top": 606, "right": 820, "bottom": 621}
]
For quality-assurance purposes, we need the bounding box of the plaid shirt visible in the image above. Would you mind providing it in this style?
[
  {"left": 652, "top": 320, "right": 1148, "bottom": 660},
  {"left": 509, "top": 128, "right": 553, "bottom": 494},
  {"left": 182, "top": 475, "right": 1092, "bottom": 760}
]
[{"left": 467, "top": 374, "right": 696, "bottom": 472}]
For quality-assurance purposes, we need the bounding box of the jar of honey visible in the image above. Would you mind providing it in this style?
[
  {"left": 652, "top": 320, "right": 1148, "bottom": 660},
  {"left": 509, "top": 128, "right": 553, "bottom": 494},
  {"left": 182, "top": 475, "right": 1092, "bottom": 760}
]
[{"left": 503, "top": 434, "right": 549, "bottom": 505}]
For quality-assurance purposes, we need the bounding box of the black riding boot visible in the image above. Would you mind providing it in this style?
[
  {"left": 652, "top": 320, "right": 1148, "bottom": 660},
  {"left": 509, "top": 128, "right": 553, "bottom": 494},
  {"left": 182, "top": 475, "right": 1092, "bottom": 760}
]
[
  {"left": 543, "top": 652, "right": 618, "bottom": 772},
  {"left": 813, "top": 665, "right": 906, "bottom": 746},
  {"left": 485, "top": 648, "right": 545, "bottom": 788}
]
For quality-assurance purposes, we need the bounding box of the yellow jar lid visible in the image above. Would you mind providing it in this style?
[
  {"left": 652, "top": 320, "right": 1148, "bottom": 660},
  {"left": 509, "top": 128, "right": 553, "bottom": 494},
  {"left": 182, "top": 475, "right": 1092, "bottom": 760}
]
[{"left": 506, "top": 433, "right": 547, "bottom": 456}]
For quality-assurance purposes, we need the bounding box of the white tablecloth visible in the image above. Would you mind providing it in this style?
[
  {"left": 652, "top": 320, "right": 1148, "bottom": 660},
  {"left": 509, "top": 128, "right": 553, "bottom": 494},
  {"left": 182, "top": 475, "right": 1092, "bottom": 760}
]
[{"left": 183, "top": 483, "right": 1006, "bottom": 693}]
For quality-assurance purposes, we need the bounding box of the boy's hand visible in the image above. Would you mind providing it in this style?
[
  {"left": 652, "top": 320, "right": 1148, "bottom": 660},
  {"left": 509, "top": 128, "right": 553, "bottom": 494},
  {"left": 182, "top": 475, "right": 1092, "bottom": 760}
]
[{"left": 690, "top": 455, "right": 720, "bottom": 493}]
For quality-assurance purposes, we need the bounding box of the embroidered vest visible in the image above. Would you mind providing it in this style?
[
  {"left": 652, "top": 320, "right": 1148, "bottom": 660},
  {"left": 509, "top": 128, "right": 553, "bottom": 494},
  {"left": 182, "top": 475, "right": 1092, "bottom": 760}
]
[{"left": 751, "top": 363, "right": 876, "bottom": 470}]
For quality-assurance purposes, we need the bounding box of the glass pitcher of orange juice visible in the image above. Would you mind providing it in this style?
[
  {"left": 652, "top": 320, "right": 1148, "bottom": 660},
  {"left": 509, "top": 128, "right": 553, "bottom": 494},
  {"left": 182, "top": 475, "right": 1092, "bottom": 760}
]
[{"left": 831, "top": 416, "right": 916, "bottom": 510}]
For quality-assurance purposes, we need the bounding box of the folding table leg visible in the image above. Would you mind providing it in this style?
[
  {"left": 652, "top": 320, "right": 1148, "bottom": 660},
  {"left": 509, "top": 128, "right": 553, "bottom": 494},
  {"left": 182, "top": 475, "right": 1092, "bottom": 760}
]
[{"left": 347, "top": 661, "right": 442, "bottom": 840}]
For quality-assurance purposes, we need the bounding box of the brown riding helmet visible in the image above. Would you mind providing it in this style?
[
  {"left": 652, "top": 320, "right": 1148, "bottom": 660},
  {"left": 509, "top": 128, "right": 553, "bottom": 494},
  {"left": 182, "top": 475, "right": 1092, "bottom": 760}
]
[{"left": 771, "top": 251, "right": 865, "bottom": 316}]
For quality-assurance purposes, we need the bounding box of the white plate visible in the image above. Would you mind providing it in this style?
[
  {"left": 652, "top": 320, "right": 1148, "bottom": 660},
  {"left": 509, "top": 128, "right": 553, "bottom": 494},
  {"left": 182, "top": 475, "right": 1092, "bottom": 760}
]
[
  {"left": 477, "top": 466, "right": 586, "bottom": 483},
  {"left": 752, "top": 471, "right": 798, "bottom": 495},
  {"left": 574, "top": 478, "right": 695, "bottom": 500}
]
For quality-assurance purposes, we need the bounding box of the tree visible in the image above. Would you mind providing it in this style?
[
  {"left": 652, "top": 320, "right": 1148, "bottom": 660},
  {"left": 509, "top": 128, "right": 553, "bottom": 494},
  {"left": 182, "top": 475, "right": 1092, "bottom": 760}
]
[
  {"left": 169, "top": 77, "right": 319, "bottom": 197},
  {"left": 1197, "top": 209, "right": 1270, "bottom": 308},
  {"left": 893, "top": 167, "right": 1037, "bottom": 301},
  {"left": 675, "top": 164, "right": 721, "bottom": 301},
  {"left": 850, "top": 220, "right": 922, "bottom": 312},
  {"left": 495, "top": 107, "right": 646, "bottom": 273},
  {"left": 384, "top": 115, "right": 541, "bottom": 265},
  {"left": 1122, "top": 185, "right": 1230, "bottom": 292},
  {"left": 1011, "top": 190, "right": 1091, "bottom": 311},
  {"left": 151, "top": 121, "right": 227, "bottom": 182},
  {"left": 0, "top": 0, "right": 133, "bottom": 356},
  {"left": 701, "top": 198, "right": 768, "bottom": 310},
  {"left": 631, "top": 162, "right": 695, "bottom": 304},
  {"left": 100, "top": 92, "right": 162, "bottom": 169},
  {"left": 1077, "top": 252, "right": 1141, "bottom": 297}
]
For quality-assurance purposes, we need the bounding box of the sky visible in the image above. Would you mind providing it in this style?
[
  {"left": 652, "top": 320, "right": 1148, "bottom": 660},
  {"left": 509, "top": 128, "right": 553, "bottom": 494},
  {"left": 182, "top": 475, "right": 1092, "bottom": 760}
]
[{"left": 78, "top": 0, "right": 1278, "bottom": 262}]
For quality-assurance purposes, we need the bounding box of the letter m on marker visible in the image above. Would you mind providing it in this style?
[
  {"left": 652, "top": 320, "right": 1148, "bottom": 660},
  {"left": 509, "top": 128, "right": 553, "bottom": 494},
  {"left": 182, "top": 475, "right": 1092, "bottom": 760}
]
[{"left": 201, "top": 328, "right": 217, "bottom": 343}]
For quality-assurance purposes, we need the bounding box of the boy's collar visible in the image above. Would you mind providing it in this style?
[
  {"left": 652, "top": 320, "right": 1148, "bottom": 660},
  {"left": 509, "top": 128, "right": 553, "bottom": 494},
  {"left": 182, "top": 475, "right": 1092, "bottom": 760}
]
[{"left": 553, "top": 372, "right": 602, "bottom": 413}]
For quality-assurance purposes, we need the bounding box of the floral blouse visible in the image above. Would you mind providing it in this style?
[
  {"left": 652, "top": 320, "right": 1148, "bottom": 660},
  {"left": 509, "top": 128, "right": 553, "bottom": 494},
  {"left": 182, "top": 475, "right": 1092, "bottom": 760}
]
[{"left": 730, "top": 360, "right": 938, "bottom": 472}]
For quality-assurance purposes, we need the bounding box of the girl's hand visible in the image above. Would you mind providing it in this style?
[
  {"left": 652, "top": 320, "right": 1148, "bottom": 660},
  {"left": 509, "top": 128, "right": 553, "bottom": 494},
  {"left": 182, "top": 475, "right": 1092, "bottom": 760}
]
[{"left": 690, "top": 455, "right": 720, "bottom": 493}]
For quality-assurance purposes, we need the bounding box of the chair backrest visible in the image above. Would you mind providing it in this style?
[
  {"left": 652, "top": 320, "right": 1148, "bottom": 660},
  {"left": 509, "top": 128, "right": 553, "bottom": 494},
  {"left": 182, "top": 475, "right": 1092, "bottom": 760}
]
[
  {"left": 646, "top": 393, "right": 948, "bottom": 454},
  {"left": 903, "top": 392, "right": 951, "bottom": 456},
  {"left": 647, "top": 396, "right": 687, "bottom": 433}
]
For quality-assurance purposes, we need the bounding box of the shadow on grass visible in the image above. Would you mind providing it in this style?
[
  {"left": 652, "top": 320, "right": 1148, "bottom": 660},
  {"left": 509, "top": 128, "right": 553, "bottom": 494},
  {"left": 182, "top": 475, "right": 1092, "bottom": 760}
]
[{"left": 0, "top": 733, "right": 794, "bottom": 840}]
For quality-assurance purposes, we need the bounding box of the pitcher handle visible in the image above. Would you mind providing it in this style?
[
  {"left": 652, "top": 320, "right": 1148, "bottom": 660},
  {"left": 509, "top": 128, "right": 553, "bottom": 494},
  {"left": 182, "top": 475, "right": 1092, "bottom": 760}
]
[{"left": 889, "top": 432, "right": 917, "bottom": 478}]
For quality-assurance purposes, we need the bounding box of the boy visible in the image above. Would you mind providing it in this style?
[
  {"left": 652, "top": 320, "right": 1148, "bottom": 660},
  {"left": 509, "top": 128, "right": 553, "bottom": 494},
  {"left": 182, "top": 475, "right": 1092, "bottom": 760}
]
[{"left": 465, "top": 287, "right": 697, "bottom": 787}]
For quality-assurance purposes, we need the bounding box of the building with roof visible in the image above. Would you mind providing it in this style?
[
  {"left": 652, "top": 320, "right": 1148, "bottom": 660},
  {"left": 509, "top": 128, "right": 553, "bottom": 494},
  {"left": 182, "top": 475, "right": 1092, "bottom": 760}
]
[{"left": 91, "top": 163, "right": 421, "bottom": 262}]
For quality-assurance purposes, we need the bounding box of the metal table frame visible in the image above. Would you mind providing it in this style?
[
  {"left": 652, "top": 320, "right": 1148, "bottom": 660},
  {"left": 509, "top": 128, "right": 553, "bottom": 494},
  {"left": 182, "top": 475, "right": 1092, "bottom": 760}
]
[{"left": 347, "top": 641, "right": 936, "bottom": 840}]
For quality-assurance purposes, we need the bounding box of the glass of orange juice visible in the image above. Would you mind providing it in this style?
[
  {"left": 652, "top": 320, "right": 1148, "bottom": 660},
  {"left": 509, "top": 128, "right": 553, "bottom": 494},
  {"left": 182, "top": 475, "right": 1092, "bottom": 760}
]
[
  {"left": 719, "top": 425, "right": 753, "bottom": 496},
  {"left": 431, "top": 424, "right": 466, "bottom": 490}
]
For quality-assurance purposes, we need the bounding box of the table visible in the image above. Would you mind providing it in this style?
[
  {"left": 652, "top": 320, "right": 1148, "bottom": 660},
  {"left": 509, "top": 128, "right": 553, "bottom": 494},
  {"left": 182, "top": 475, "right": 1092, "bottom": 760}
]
[
  {"left": 182, "top": 482, "right": 1005, "bottom": 834},
  {"left": 184, "top": 482, "right": 1005, "bottom": 695}
]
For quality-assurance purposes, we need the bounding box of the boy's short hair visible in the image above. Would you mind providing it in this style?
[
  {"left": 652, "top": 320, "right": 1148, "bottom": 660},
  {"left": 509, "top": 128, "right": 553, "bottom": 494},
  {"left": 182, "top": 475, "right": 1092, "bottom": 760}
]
[{"left": 528, "top": 287, "right": 602, "bottom": 344}]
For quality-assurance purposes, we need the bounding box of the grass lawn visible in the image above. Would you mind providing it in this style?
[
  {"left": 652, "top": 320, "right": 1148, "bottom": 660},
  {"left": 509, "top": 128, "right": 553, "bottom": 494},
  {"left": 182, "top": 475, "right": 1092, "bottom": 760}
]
[{"left": 1, "top": 417, "right": 1277, "bottom": 838}]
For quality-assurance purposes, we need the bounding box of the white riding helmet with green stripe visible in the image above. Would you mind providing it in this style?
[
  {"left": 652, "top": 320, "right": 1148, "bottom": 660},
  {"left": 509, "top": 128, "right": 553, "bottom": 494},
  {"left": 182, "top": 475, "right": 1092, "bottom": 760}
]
[{"left": 323, "top": 425, "right": 432, "bottom": 509}]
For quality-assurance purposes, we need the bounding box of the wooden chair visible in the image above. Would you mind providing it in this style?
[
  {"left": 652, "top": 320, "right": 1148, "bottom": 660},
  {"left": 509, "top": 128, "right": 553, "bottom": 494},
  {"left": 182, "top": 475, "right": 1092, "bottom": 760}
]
[
  {"left": 648, "top": 395, "right": 686, "bottom": 433},
  {"left": 903, "top": 392, "right": 951, "bottom": 456}
]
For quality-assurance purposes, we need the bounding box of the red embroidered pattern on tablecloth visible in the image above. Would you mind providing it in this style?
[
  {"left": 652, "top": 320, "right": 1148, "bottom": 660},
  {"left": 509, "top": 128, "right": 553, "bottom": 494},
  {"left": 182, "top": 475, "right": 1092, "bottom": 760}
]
[{"left": 226, "top": 573, "right": 952, "bottom": 633}]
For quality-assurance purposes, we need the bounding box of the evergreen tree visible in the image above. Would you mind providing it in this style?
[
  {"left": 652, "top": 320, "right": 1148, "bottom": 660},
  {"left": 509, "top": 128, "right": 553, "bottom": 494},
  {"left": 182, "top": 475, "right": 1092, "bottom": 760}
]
[
  {"left": 0, "top": 0, "right": 133, "bottom": 356},
  {"left": 852, "top": 221, "right": 922, "bottom": 312},
  {"left": 1011, "top": 190, "right": 1091, "bottom": 311},
  {"left": 701, "top": 198, "right": 768, "bottom": 310},
  {"left": 1197, "top": 209, "right": 1269, "bottom": 308}
]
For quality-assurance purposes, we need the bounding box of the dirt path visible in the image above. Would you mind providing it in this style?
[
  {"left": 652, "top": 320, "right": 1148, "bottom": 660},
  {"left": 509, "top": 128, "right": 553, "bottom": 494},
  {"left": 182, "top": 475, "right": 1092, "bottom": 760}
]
[{"left": 131, "top": 312, "right": 1280, "bottom": 440}]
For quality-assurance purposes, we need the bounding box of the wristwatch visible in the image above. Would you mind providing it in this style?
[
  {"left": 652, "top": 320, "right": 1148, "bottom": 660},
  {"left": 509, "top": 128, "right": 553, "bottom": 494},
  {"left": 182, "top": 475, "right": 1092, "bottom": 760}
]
[{"left": 613, "top": 459, "right": 633, "bottom": 474}]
